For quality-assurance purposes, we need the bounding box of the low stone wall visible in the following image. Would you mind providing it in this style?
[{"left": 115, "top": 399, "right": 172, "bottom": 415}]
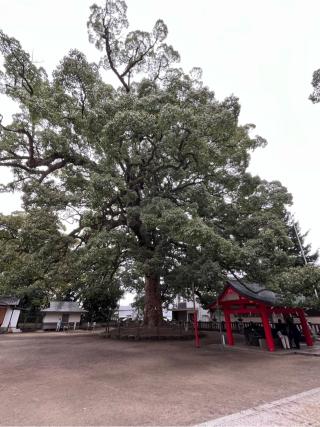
[{"left": 106, "top": 325, "right": 205, "bottom": 341}]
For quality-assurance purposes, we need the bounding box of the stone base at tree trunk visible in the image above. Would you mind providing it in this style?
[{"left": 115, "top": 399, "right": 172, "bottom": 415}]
[{"left": 106, "top": 325, "right": 205, "bottom": 341}]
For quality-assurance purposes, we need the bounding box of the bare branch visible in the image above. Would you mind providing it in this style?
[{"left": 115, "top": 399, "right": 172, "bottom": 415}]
[
  {"left": 38, "top": 160, "right": 68, "bottom": 183},
  {"left": 102, "top": 25, "right": 130, "bottom": 92},
  {"left": 0, "top": 161, "right": 42, "bottom": 175}
]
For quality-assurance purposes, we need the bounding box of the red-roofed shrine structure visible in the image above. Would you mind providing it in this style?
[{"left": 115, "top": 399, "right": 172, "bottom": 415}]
[{"left": 208, "top": 280, "right": 313, "bottom": 352}]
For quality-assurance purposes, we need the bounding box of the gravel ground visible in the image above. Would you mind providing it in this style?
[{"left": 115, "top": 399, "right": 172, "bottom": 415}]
[{"left": 1, "top": 332, "right": 320, "bottom": 426}]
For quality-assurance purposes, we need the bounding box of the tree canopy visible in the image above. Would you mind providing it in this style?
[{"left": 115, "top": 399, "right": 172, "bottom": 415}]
[{"left": 0, "top": 0, "right": 319, "bottom": 324}]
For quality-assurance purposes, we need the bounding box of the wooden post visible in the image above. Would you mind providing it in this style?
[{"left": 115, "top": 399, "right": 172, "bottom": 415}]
[
  {"left": 225, "top": 311, "right": 234, "bottom": 346},
  {"left": 193, "top": 311, "right": 200, "bottom": 348},
  {"left": 192, "top": 283, "right": 200, "bottom": 348},
  {"left": 297, "top": 309, "right": 313, "bottom": 347},
  {"left": 260, "top": 307, "right": 275, "bottom": 352}
]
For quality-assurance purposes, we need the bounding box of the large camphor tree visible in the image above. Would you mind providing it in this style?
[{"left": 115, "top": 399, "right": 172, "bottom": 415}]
[{"left": 1, "top": 0, "right": 317, "bottom": 326}]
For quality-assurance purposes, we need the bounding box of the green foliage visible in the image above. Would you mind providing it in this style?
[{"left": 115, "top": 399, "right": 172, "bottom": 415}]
[
  {"left": 310, "top": 68, "right": 320, "bottom": 103},
  {"left": 0, "top": 210, "right": 75, "bottom": 306},
  {"left": 81, "top": 283, "right": 123, "bottom": 322},
  {"left": 269, "top": 265, "right": 320, "bottom": 308},
  {"left": 0, "top": 0, "right": 319, "bottom": 319}
]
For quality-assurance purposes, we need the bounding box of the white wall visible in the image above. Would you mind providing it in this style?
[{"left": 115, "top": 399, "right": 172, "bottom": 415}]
[
  {"left": 43, "top": 312, "right": 81, "bottom": 324},
  {"left": 43, "top": 313, "right": 60, "bottom": 323},
  {"left": 169, "top": 297, "right": 210, "bottom": 321},
  {"left": 68, "top": 313, "right": 81, "bottom": 323},
  {"left": 1, "top": 309, "right": 20, "bottom": 328},
  {"left": 306, "top": 316, "right": 320, "bottom": 324},
  {"left": 118, "top": 308, "right": 135, "bottom": 319},
  {"left": 163, "top": 308, "right": 172, "bottom": 320},
  {"left": 198, "top": 306, "right": 210, "bottom": 321}
]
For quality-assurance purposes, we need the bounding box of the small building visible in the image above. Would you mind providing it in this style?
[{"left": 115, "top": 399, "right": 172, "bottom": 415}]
[
  {"left": 116, "top": 304, "right": 137, "bottom": 320},
  {"left": 0, "top": 296, "right": 21, "bottom": 332},
  {"left": 169, "top": 296, "right": 209, "bottom": 322},
  {"left": 41, "top": 301, "right": 87, "bottom": 330},
  {"left": 115, "top": 303, "right": 172, "bottom": 321},
  {"left": 209, "top": 279, "right": 313, "bottom": 352}
]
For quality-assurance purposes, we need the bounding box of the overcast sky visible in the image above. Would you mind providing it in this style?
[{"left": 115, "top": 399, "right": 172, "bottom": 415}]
[{"left": 1, "top": 0, "right": 320, "bottom": 258}]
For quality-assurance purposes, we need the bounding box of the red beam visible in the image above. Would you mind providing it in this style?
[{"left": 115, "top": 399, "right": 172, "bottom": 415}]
[
  {"left": 260, "top": 306, "right": 275, "bottom": 352},
  {"left": 297, "top": 308, "right": 313, "bottom": 347},
  {"left": 215, "top": 299, "right": 255, "bottom": 306},
  {"left": 225, "top": 310, "right": 262, "bottom": 315}
]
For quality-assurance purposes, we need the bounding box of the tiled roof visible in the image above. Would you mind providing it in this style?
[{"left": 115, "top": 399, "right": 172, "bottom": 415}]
[
  {"left": 227, "top": 279, "right": 283, "bottom": 306},
  {"left": 41, "top": 301, "right": 87, "bottom": 313},
  {"left": 0, "top": 296, "right": 20, "bottom": 306}
]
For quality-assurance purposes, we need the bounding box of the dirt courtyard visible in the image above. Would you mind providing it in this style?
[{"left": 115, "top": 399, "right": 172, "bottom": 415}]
[{"left": 1, "top": 332, "right": 320, "bottom": 426}]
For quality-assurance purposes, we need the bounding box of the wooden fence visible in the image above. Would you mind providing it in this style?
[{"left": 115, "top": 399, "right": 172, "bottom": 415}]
[{"left": 197, "top": 320, "right": 320, "bottom": 335}]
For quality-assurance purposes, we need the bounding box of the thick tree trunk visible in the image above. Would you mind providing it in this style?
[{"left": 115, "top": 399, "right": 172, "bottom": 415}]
[{"left": 144, "top": 273, "right": 163, "bottom": 327}]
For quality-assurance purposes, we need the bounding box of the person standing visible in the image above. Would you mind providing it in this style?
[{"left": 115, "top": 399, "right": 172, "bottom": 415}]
[
  {"left": 275, "top": 319, "right": 290, "bottom": 349},
  {"left": 56, "top": 317, "right": 62, "bottom": 332},
  {"left": 287, "top": 318, "right": 301, "bottom": 349}
]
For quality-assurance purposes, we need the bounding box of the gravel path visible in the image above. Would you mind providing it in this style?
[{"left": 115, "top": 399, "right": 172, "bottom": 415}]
[{"left": 1, "top": 332, "right": 320, "bottom": 425}]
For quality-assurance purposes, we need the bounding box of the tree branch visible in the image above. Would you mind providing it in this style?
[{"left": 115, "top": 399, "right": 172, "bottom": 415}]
[
  {"left": 102, "top": 26, "right": 130, "bottom": 92},
  {"left": 120, "top": 40, "right": 157, "bottom": 79}
]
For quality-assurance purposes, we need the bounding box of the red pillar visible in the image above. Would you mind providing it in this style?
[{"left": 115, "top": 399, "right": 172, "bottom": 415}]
[
  {"left": 225, "top": 311, "right": 234, "bottom": 346},
  {"left": 297, "top": 309, "right": 313, "bottom": 347},
  {"left": 260, "top": 306, "right": 275, "bottom": 352}
]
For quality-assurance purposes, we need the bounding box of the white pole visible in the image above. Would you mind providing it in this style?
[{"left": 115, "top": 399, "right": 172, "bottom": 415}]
[{"left": 293, "top": 221, "right": 308, "bottom": 265}]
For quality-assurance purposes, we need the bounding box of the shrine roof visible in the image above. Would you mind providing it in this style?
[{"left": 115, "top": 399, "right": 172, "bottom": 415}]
[
  {"left": 225, "top": 278, "right": 283, "bottom": 306},
  {"left": 207, "top": 278, "right": 288, "bottom": 310}
]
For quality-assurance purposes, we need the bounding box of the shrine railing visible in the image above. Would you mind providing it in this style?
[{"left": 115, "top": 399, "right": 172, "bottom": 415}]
[{"left": 197, "top": 321, "right": 320, "bottom": 335}]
